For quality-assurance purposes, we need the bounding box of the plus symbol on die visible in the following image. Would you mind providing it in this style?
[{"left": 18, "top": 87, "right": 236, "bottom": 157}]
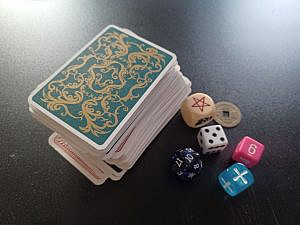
[
  {"left": 220, "top": 177, "right": 233, "bottom": 193},
  {"left": 191, "top": 97, "right": 210, "bottom": 112},
  {"left": 233, "top": 168, "right": 248, "bottom": 184}
]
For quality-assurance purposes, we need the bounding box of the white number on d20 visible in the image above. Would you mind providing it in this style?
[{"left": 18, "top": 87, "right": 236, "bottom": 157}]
[
  {"left": 185, "top": 154, "right": 194, "bottom": 163},
  {"left": 175, "top": 158, "right": 183, "bottom": 167}
]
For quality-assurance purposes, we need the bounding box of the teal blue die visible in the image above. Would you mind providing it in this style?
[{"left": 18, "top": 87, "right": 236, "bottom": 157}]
[{"left": 218, "top": 163, "right": 254, "bottom": 197}]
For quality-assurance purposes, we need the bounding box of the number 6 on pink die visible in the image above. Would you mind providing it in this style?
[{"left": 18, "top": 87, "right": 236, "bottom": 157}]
[{"left": 232, "top": 136, "right": 265, "bottom": 168}]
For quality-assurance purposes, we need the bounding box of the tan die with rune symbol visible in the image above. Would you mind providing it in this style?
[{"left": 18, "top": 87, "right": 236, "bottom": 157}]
[{"left": 180, "top": 93, "right": 215, "bottom": 128}]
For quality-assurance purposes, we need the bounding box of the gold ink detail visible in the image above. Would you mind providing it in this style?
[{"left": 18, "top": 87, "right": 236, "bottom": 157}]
[{"left": 41, "top": 31, "right": 167, "bottom": 137}]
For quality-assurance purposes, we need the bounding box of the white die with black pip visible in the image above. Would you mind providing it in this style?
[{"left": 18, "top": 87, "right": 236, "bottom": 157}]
[{"left": 197, "top": 125, "right": 228, "bottom": 154}]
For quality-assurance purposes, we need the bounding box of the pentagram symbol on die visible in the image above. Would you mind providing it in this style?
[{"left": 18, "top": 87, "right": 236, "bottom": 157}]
[{"left": 191, "top": 97, "right": 211, "bottom": 112}]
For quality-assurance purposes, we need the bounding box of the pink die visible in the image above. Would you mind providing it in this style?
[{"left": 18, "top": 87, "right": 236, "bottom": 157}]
[{"left": 232, "top": 136, "right": 265, "bottom": 168}]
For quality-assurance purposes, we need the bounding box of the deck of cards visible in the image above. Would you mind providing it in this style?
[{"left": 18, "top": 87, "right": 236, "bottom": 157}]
[{"left": 28, "top": 25, "right": 191, "bottom": 185}]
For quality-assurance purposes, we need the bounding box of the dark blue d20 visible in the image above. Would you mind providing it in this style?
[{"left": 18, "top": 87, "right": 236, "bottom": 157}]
[
  {"left": 171, "top": 148, "right": 202, "bottom": 180},
  {"left": 218, "top": 163, "right": 254, "bottom": 197}
]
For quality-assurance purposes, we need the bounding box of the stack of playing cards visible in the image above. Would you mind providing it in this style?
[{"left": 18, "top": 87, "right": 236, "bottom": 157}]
[{"left": 28, "top": 25, "right": 191, "bottom": 185}]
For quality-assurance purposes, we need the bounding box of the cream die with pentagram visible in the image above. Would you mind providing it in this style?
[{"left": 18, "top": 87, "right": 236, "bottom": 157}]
[{"left": 180, "top": 93, "right": 215, "bottom": 128}]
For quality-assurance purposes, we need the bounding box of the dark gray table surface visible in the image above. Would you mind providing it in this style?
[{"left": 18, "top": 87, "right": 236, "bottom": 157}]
[{"left": 1, "top": 0, "right": 300, "bottom": 224}]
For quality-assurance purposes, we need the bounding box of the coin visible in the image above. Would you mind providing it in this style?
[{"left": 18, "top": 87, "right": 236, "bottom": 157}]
[{"left": 213, "top": 101, "right": 242, "bottom": 128}]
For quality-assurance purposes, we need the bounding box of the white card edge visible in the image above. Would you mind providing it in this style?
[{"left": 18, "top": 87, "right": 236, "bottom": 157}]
[
  {"left": 48, "top": 133, "right": 106, "bottom": 185},
  {"left": 28, "top": 24, "right": 177, "bottom": 151}
]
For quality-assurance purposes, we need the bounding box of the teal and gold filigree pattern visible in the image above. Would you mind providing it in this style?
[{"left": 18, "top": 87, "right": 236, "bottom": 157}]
[{"left": 32, "top": 27, "right": 173, "bottom": 145}]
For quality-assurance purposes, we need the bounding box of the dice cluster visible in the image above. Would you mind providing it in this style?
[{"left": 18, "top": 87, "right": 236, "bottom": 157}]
[
  {"left": 171, "top": 93, "right": 265, "bottom": 197},
  {"left": 218, "top": 136, "right": 264, "bottom": 196}
]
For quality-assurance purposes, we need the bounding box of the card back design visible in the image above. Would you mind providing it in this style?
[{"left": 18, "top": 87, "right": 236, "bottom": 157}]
[{"left": 31, "top": 26, "right": 174, "bottom": 146}]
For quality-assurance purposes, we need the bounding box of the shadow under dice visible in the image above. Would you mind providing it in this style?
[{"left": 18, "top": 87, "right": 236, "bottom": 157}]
[{"left": 218, "top": 163, "right": 254, "bottom": 197}]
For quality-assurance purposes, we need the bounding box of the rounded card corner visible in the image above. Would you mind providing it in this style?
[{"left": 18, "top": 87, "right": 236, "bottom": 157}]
[
  {"left": 92, "top": 140, "right": 109, "bottom": 152},
  {"left": 104, "top": 24, "right": 121, "bottom": 31},
  {"left": 27, "top": 92, "right": 36, "bottom": 106},
  {"left": 28, "top": 25, "right": 178, "bottom": 152},
  {"left": 169, "top": 52, "right": 177, "bottom": 63}
]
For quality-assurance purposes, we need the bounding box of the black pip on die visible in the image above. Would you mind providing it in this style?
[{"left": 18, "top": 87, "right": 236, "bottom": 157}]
[{"left": 197, "top": 125, "right": 228, "bottom": 154}]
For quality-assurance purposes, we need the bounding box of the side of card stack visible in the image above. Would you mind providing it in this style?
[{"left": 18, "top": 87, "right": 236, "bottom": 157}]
[{"left": 28, "top": 25, "right": 191, "bottom": 185}]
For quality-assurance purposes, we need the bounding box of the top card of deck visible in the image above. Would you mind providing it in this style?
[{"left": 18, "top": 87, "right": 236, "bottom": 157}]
[{"left": 28, "top": 25, "right": 176, "bottom": 151}]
